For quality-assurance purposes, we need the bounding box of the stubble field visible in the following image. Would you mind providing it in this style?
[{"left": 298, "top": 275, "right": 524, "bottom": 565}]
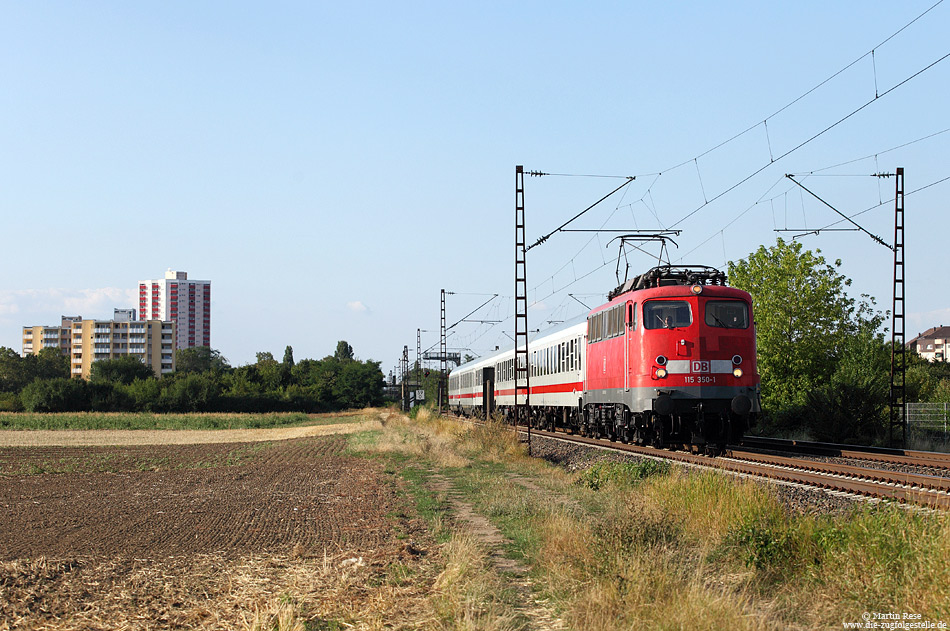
[{"left": 0, "top": 414, "right": 434, "bottom": 630}]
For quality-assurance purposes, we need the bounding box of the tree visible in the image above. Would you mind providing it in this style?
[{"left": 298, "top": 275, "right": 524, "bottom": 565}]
[
  {"left": 252, "top": 351, "right": 282, "bottom": 391},
  {"left": 175, "top": 347, "right": 230, "bottom": 374},
  {"left": 89, "top": 356, "right": 155, "bottom": 385},
  {"left": 34, "top": 348, "right": 70, "bottom": 381},
  {"left": 20, "top": 378, "right": 91, "bottom": 412},
  {"left": 335, "top": 359, "right": 384, "bottom": 408},
  {"left": 334, "top": 341, "right": 354, "bottom": 361},
  {"left": 280, "top": 345, "right": 295, "bottom": 387},
  {"left": 729, "top": 238, "right": 887, "bottom": 438},
  {"left": 0, "top": 347, "right": 32, "bottom": 393}
]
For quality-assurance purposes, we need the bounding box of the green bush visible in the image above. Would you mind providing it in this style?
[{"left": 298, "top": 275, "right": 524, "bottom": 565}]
[
  {"left": 578, "top": 459, "right": 671, "bottom": 491},
  {"left": 0, "top": 392, "right": 22, "bottom": 412},
  {"left": 20, "top": 378, "right": 91, "bottom": 412}
]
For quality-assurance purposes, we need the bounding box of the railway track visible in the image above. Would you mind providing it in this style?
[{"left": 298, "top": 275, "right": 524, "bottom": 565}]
[
  {"left": 739, "top": 435, "right": 950, "bottom": 471},
  {"left": 477, "top": 420, "right": 950, "bottom": 510}
]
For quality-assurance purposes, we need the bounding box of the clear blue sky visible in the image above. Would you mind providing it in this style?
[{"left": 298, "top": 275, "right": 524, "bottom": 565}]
[{"left": 2, "top": 2, "right": 948, "bottom": 377}]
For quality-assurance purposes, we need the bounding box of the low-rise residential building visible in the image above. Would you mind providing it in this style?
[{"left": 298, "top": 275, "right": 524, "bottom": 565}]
[
  {"left": 70, "top": 318, "right": 176, "bottom": 379},
  {"left": 22, "top": 316, "right": 82, "bottom": 357},
  {"left": 908, "top": 325, "right": 950, "bottom": 362},
  {"left": 23, "top": 312, "right": 175, "bottom": 379}
]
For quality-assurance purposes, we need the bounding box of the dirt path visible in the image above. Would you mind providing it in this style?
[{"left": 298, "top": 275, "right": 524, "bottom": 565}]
[
  {"left": 0, "top": 419, "right": 381, "bottom": 447},
  {"left": 429, "top": 473, "right": 566, "bottom": 631}
]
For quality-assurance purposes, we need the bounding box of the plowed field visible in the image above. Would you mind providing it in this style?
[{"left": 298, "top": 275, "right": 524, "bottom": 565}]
[{"left": 0, "top": 433, "right": 427, "bottom": 629}]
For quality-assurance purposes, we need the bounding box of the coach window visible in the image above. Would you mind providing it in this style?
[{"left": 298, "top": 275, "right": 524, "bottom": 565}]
[
  {"left": 705, "top": 300, "right": 749, "bottom": 329},
  {"left": 643, "top": 301, "right": 693, "bottom": 329}
]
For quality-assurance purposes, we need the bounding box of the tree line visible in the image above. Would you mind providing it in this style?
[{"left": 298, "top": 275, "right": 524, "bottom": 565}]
[{"left": 0, "top": 340, "right": 385, "bottom": 413}]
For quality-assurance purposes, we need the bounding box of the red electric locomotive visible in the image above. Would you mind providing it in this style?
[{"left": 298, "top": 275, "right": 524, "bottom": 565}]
[{"left": 577, "top": 265, "right": 759, "bottom": 452}]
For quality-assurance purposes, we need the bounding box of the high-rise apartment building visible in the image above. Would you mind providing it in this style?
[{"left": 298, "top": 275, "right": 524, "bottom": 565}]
[{"left": 138, "top": 270, "right": 211, "bottom": 350}]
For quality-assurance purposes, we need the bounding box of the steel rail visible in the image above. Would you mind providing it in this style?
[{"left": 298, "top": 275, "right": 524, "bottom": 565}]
[{"left": 740, "top": 436, "right": 950, "bottom": 470}]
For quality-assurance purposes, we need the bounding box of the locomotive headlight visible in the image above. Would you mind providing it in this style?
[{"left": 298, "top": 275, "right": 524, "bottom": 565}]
[
  {"left": 655, "top": 355, "right": 668, "bottom": 366},
  {"left": 732, "top": 355, "right": 743, "bottom": 365},
  {"left": 733, "top": 368, "right": 743, "bottom": 378},
  {"left": 690, "top": 284, "right": 703, "bottom": 295},
  {"left": 656, "top": 368, "right": 668, "bottom": 379}
]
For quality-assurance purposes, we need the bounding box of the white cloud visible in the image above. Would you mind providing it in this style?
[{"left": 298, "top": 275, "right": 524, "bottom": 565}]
[
  {"left": 346, "top": 301, "right": 370, "bottom": 314},
  {"left": 0, "top": 287, "right": 138, "bottom": 323},
  {"left": 0, "top": 301, "right": 19, "bottom": 317}
]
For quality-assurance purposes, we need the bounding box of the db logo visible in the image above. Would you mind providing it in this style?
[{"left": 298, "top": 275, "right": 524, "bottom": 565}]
[{"left": 691, "top": 361, "right": 710, "bottom": 373}]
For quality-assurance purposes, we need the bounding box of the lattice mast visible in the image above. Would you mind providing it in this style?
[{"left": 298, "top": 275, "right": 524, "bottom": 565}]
[
  {"left": 890, "top": 167, "right": 906, "bottom": 447},
  {"left": 439, "top": 288, "right": 447, "bottom": 412},
  {"left": 401, "top": 345, "right": 409, "bottom": 412},
  {"left": 514, "top": 166, "right": 531, "bottom": 452}
]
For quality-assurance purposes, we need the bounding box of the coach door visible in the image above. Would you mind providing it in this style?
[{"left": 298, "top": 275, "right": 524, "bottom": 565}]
[
  {"left": 482, "top": 367, "right": 495, "bottom": 419},
  {"left": 625, "top": 301, "right": 635, "bottom": 391}
]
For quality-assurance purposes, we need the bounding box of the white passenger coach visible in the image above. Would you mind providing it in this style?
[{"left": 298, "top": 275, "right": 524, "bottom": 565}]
[{"left": 448, "top": 317, "right": 586, "bottom": 428}]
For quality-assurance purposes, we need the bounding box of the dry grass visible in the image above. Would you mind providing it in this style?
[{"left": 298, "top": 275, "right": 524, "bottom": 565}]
[
  {"left": 366, "top": 407, "right": 472, "bottom": 469},
  {"left": 529, "top": 491, "right": 768, "bottom": 631},
  {"left": 640, "top": 467, "right": 779, "bottom": 547},
  {"left": 0, "top": 548, "right": 438, "bottom": 631},
  {"left": 428, "top": 533, "right": 525, "bottom": 631}
]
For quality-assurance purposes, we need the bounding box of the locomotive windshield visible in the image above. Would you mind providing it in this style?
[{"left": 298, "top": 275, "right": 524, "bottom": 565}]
[
  {"left": 643, "top": 301, "right": 692, "bottom": 329},
  {"left": 704, "top": 300, "right": 749, "bottom": 329}
]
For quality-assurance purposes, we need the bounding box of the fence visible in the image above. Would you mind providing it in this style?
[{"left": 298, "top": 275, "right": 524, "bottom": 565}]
[{"left": 906, "top": 402, "right": 950, "bottom": 445}]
